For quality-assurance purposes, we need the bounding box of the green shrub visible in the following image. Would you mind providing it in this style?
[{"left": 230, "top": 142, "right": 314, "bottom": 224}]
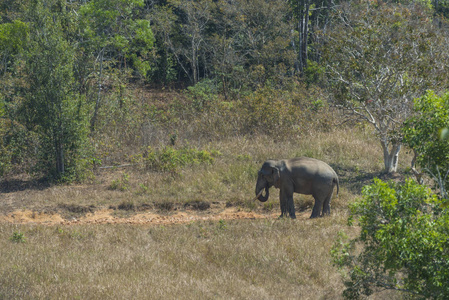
[
  {"left": 332, "top": 178, "right": 449, "bottom": 299},
  {"left": 10, "top": 231, "right": 26, "bottom": 243},
  {"left": 0, "top": 120, "right": 39, "bottom": 177},
  {"left": 242, "top": 86, "right": 303, "bottom": 136},
  {"left": 403, "top": 90, "right": 449, "bottom": 199},
  {"left": 109, "top": 173, "right": 130, "bottom": 191},
  {"left": 144, "top": 146, "right": 220, "bottom": 173},
  {"left": 186, "top": 79, "right": 219, "bottom": 111}
]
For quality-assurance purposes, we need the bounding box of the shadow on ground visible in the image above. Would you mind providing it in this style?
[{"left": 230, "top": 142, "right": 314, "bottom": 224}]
[
  {"left": 0, "top": 179, "right": 51, "bottom": 193},
  {"left": 331, "top": 163, "right": 407, "bottom": 194}
]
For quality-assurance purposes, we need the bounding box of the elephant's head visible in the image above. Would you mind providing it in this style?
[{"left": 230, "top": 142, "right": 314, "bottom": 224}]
[{"left": 255, "top": 161, "right": 280, "bottom": 202}]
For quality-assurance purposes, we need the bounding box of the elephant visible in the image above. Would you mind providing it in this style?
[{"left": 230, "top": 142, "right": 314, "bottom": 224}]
[{"left": 255, "top": 157, "right": 339, "bottom": 219}]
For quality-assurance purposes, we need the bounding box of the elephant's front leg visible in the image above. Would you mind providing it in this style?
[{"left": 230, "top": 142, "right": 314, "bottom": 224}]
[
  {"left": 279, "top": 190, "right": 288, "bottom": 218},
  {"left": 287, "top": 195, "right": 296, "bottom": 219},
  {"left": 280, "top": 190, "right": 296, "bottom": 219}
]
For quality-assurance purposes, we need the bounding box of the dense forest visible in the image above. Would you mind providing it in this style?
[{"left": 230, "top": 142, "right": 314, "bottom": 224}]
[{"left": 2, "top": 0, "right": 449, "bottom": 298}]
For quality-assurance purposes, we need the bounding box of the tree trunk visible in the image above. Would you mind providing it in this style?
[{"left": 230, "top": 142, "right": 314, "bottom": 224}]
[
  {"left": 297, "top": 0, "right": 304, "bottom": 74},
  {"left": 296, "top": 0, "right": 310, "bottom": 75},
  {"left": 54, "top": 128, "right": 65, "bottom": 177},
  {"left": 91, "top": 48, "right": 104, "bottom": 132},
  {"left": 301, "top": 0, "right": 310, "bottom": 74},
  {"left": 192, "top": 38, "right": 197, "bottom": 84},
  {"left": 411, "top": 149, "right": 424, "bottom": 184},
  {"left": 381, "top": 141, "right": 401, "bottom": 173},
  {"left": 56, "top": 139, "right": 64, "bottom": 176}
]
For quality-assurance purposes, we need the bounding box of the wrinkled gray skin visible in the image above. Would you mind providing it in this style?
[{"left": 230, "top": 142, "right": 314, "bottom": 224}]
[{"left": 255, "top": 157, "right": 339, "bottom": 219}]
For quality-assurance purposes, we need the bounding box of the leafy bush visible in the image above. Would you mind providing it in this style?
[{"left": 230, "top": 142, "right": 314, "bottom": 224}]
[
  {"left": 241, "top": 86, "right": 303, "bottom": 136},
  {"left": 0, "top": 121, "right": 39, "bottom": 176},
  {"left": 10, "top": 231, "right": 26, "bottom": 243},
  {"left": 186, "top": 79, "right": 219, "bottom": 111},
  {"left": 109, "top": 173, "right": 130, "bottom": 191},
  {"left": 332, "top": 178, "right": 449, "bottom": 299},
  {"left": 142, "top": 146, "right": 220, "bottom": 173},
  {"left": 403, "top": 90, "right": 449, "bottom": 198}
]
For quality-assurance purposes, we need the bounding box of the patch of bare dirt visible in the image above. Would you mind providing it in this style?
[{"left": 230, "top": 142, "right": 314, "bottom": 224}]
[
  {"left": 0, "top": 171, "right": 313, "bottom": 227},
  {"left": 0, "top": 210, "right": 65, "bottom": 224},
  {"left": 0, "top": 207, "right": 285, "bottom": 226}
]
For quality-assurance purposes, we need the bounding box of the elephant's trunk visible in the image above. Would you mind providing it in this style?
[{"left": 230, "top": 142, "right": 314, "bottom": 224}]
[{"left": 255, "top": 185, "right": 269, "bottom": 202}]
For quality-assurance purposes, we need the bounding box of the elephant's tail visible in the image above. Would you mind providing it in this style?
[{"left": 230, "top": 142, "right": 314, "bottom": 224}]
[{"left": 334, "top": 177, "right": 339, "bottom": 196}]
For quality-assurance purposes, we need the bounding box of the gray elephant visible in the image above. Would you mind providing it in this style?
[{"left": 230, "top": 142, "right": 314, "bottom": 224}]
[{"left": 255, "top": 157, "right": 339, "bottom": 219}]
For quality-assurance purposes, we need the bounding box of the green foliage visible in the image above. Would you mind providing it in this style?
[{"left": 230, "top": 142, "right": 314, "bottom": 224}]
[
  {"left": 218, "top": 219, "right": 227, "bottom": 230},
  {"left": 403, "top": 91, "right": 449, "bottom": 196},
  {"left": 139, "top": 146, "right": 220, "bottom": 173},
  {"left": 433, "top": 0, "right": 449, "bottom": 18},
  {"left": 126, "top": 19, "right": 154, "bottom": 79},
  {"left": 0, "top": 20, "right": 28, "bottom": 73},
  {"left": 0, "top": 98, "right": 4, "bottom": 118},
  {"left": 441, "top": 128, "right": 449, "bottom": 140},
  {"left": 186, "top": 79, "right": 218, "bottom": 111},
  {"left": 17, "top": 3, "right": 90, "bottom": 182},
  {"left": 109, "top": 173, "right": 130, "bottom": 191},
  {"left": 79, "top": 0, "right": 145, "bottom": 44},
  {"left": 78, "top": 0, "right": 154, "bottom": 82},
  {"left": 304, "top": 59, "right": 325, "bottom": 86},
  {"left": 0, "top": 20, "right": 28, "bottom": 51},
  {"left": 151, "top": 0, "right": 295, "bottom": 87},
  {"left": 332, "top": 178, "right": 449, "bottom": 299},
  {"left": 243, "top": 86, "right": 303, "bottom": 136},
  {"left": 2, "top": 0, "right": 449, "bottom": 183},
  {"left": 10, "top": 231, "right": 26, "bottom": 243},
  {"left": 0, "top": 121, "right": 39, "bottom": 177},
  {"left": 0, "top": 19, "right": 30, "bottom": 176}
]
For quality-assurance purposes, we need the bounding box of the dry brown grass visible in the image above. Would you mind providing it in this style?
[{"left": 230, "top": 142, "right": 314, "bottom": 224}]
[
  {"left": 0, "top": 123, "right": 413, "bottom": 299},
  {"left": 1, "top": 215, "right": 356, "bottom": 299},
  {"left": 1, "top": 126, "right": 405, "bottom": 214}
]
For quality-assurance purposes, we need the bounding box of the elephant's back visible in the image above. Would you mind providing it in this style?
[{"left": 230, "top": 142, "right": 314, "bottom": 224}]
[{"left": 287, "top": 157, "right": 337, "bottom": 179}]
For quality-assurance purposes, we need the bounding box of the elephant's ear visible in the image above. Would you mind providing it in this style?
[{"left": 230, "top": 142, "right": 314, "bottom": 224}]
[
  {"left": 272, "top": 167, "right": 280, "bottom": 186},
  {"left": 261, "top": 167, "right": 271, "bottom": 176}
]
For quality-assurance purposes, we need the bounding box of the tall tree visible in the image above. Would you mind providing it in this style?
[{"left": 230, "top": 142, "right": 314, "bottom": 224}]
[
  {"left": 288, "top": 0, "right": 334, "bottom": 77},
  {"left": 19, "top": 1, "right": 88, "bottom": 181},
  {"left": 212, "top": 0, "right": 294, "bottom": 90},
  {"left": 151, "top": 0, "right": 295, "bottom": 89},
  {"left": 289, "top": 0, "right": 311, "bottom": 75},
  {"left": 322, "top": 1, "right": 449, "bottom": 173},
  {"left": 78, "top": 0, "right": 154, "bottom": 130},
  {"left": 152, "top": 0, "right": 213, "bottom": 84},
  {"left": 170, "top": 0, "right": 213, "bottom": 84}
]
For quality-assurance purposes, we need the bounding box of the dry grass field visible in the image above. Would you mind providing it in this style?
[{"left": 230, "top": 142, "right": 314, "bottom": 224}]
[
  {"left": 0, "top": 125, "right": 413, "bottom": 299},
  {"left": 0, "top": 216, "right": 352, "bottom": 299}
]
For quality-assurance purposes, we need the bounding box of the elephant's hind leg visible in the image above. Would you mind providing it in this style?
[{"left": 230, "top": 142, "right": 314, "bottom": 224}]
[
  {"left": 310, "top": 196, "right": 323, "bottom": 218},
  {"left": 322, "top": 191, "right": 333, "bottom": 216}
]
